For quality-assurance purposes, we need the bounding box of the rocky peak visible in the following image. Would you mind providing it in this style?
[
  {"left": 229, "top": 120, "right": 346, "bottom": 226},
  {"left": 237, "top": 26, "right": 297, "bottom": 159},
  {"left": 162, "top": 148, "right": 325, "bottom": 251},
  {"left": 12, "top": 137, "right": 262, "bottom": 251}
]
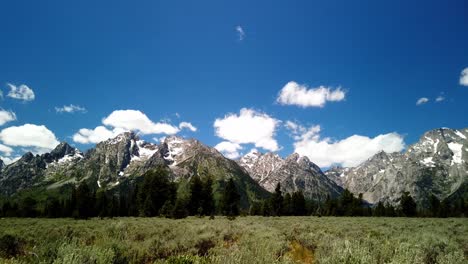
[
  {"left": 19, "top": 152, "right": 35, "bottom": 163},
  {"left": 285, "top": 153, "right": 300, "bottom": 163},
  {"left": 48, "top": 142, "right": 79, "bottom": 161}
]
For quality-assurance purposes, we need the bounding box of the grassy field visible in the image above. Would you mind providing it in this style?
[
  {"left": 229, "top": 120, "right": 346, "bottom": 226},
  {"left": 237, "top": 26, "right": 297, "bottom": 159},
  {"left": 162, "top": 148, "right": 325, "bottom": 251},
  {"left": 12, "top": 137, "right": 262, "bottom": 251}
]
[{"left": 0, "top": 217, "right": 466, "bottom": 264}]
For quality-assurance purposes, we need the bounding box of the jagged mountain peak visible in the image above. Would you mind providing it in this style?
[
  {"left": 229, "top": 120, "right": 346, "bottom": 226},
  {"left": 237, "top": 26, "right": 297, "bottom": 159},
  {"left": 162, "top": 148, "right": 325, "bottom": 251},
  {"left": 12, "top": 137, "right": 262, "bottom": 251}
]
[{"left": 49, "top": 142, "right": 78, "bottom": 160}]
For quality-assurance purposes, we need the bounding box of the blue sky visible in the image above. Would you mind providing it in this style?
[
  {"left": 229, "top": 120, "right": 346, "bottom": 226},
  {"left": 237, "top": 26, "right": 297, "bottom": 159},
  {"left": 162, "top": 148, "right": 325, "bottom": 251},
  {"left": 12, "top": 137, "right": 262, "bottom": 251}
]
[{"left": 0, "top": 0, "right": 467, "bottom": 167}]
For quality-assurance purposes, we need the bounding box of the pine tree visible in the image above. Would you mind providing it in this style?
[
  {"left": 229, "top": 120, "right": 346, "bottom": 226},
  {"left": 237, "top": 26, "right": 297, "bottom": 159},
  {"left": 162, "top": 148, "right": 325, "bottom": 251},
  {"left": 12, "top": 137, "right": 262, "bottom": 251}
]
[
  {"left": 221, "top": 178, "right": 240, "bottom": 217},
  {"left": 291, "top": 191, "right": 306, "bottom": 216},
  {"left": 374, "top": 201, "right": 385, "bottom": 217},
  {"left": 19, "top": 197, "right": 37, "bottom": 217},
  {"left": 249, "top": 201, "right": 262, "bottom": 215},
  {"left": 188, "top": 175, "right": 203, "bottom": 215},
  {"left": 399, "top": 192, "right": 417, "bottom": 217},
  {"left": 137, "top": 167, "right": 177, "bottom": 216},
  {"left": 261, "top": 199, "right": 272, "bottom": 216},
  {"left": 44, "top": 196, "right": 61, "bottom": 218},
  {"left": 282, "top": 193, "right": 292, "bottom": 216},
  {"left": 172, "top": 198, "right": 189, "bottom": 219},
  {"left": 75, "top": 182, "right": 94, "bottom": 219},
  {"left": 428, "top": 194, "right": 441, "bottom": 217},
  {"left": 271, "top": 183, "right": 283, "bottom": 216},
  {"left": 95, "top": 189, "right": 108, "bottom": 218},
  {"left": 201, "top": 176, "right": 215, "bottom": 216}
]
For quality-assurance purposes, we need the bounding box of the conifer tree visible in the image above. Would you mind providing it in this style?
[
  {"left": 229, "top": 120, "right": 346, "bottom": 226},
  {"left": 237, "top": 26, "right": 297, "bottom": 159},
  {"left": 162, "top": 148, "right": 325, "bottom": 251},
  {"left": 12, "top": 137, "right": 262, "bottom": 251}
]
[
  {"left": 271, "top": 183, "right": 283, "bottom": 216},
  {"left": 399, "top": 192, "right": 417, "bottom": 217},
  {"left": 188, "top": 175, "right": 203, "bottom": 215},
  {"left": 201, "top": 176, "right": 215, "bottom": 216},
  {"left": 221, "top": 178, "right": 240, "bottom": 217},
  {"left": 291, "top": 191, "right": 306, "bottom": 216}
]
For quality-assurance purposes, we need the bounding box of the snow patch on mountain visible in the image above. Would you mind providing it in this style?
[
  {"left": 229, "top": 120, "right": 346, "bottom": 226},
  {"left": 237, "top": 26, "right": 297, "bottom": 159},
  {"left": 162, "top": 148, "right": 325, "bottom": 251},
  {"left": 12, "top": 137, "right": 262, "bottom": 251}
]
[{"left": 448, "top": 142, "right": 463, "bottom": 165}]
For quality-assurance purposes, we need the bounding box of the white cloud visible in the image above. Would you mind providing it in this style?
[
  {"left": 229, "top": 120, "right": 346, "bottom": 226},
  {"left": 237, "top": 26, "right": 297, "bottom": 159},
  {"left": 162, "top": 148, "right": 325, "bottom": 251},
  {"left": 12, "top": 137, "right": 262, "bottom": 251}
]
[
  {"left": 102, "top": 110, "right": 179, "bottom": 135},
  {"left": 235, "top": 25, "right": 245, "bottom": 41},
  {"left": 293, "top": 125, "right": 405, "bottom": 167},
  {"left": 285, "top": 120, "right": 310, "bottom": 140},
  {"left": 435, "top": 96, "right": 445, "bottom": 102},
  {"left": 460, "top": 68, "right": 468, "bottom": 86},
  {"left": 0, "top": 124, "right": 59, "bottom": 153},
  {"left": 73, "top": 110, "right": 187, "bottom": 144},
  {"left": 179, "top": 122, "right": 197, "bottom": 132},
  {"left": 214, "top": 141, "right": 242, "bottom": 159},
  {"left": 72, "top": 126, "right": 124, "bottom": 144},
  {"left": 6, "top": 83, "right": 35, "bottom": 101},
  {"left": 0, "top": 143, "right": 13, "bottom": 156},
  {"left": 276, "top": 81, "right": 345, "bottom": 108},
  {"left": 416, "top": 97, "right": 429, "bottom": 105},
  {"left": 0, "top": 110, "right": 16, "bottom": 126},
  {"left": 55, "top": 104, "right": 87, "bottom": 113},
  {"left": 214, "top": 108, "right": 280, "bottom": 151},
  {"left": 1, "top": 155, "right": 20, "bottom": 165}
]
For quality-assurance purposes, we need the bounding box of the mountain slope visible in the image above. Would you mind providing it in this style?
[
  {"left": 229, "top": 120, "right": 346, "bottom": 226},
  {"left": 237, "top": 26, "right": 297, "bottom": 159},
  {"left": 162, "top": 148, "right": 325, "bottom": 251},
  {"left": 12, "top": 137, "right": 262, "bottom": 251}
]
[
  {"left": 238, "top": 151, "right": 342, "bottom": 201},
  {"left": 0, "top": 133, "right": 269, "bottom": 208},
  {"left": 325, "top": 128, "right": 468, "bottom": 205}
]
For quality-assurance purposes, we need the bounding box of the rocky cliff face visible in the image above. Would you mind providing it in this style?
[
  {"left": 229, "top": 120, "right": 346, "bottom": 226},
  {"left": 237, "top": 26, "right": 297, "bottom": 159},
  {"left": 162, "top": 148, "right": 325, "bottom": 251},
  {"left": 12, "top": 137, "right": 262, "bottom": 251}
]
[
  {"left": 325, "top": 128, "right": 468, "bottom": 205},
  {"left": 238, "top": 151, "right": 342, "bottom": 201}
]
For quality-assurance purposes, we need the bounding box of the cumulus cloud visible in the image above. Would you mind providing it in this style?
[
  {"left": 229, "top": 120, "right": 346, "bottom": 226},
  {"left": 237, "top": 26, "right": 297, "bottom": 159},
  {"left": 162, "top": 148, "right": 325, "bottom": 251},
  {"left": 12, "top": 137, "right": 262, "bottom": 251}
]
[
  {"left": 214, "top": 141, "right": 242, "bottom": 159},
  {"left": 214, "top": 108, "right": 280, "bottom": 152},
  {"left": 416, "top": 97, "right": 429, "bottom": 105},
  {"left": 102, "top": 110, "right": 179, "bottom": 135},
  {"left": 179, "top": 122, "right": 197, "bottom": 132},
  {"left": 236, "top": 25, "right": 245, "bottom": 41},
  {"left": 55, "top": 104, "right": 87, "bottom": 113},
  {"left": 0, "top": 110, "right": 16, "bottom": 126},
  {"left": 460, "top": 68, "right": 468, "bottom": 86},
  {"left": 292, "top": 125, "right": 405, "bottom": 167},
  {"left": 6, "top": 83, "right": 35, "bottom": 101},
  {"left": 0, "top": 124, "right": 60, "bottom": 153},
  {"left": 276, "top": 81, "right": 345, "bottom": 108},
  {"left": 72, "top": 126, "right": 124, "bottom": 144},
  {"left": 73, "top": 110, "right": 188, "bottom": 144},
  {"left": 435, "top": 96, "right": 445, "bottom": 102}
]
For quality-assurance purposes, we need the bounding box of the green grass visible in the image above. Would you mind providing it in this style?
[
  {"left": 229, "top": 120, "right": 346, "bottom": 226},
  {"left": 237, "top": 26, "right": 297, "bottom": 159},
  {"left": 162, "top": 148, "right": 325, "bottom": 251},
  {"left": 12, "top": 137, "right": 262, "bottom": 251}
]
[{"left": 0, "top": 217, "right": 466, "bottom": 263}]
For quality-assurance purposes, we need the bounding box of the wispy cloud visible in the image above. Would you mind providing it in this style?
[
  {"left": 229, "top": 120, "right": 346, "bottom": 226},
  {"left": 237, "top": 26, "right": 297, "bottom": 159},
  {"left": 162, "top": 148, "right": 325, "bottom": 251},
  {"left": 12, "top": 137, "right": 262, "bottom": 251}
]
[
  {"left": 435, "top": 95, "right": 445, "bottom": 102},
  {"left": 235, "top": 25, "right": 245, "bottom": 41},
  {"left": 0, "top": 110, "right": 16, "bottom": 126},
  {"left": 6, "top": 83, "right": 35, "bottom": 101},
  {"left": 416, "top": 97, "right": 429, "bottom": 105},
  {"left": 55, "top": 104, "right": 87, "bottom": 113},
  {"left": 460, "top": 67, "right": 468, "bottom": 86}
]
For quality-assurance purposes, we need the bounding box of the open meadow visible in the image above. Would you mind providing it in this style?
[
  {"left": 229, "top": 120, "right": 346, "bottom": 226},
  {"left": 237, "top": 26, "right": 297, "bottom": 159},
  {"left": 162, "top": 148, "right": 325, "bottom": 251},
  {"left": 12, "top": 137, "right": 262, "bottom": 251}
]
[{"left": 0, "top": 217, "right": 466, "bottom": 264}]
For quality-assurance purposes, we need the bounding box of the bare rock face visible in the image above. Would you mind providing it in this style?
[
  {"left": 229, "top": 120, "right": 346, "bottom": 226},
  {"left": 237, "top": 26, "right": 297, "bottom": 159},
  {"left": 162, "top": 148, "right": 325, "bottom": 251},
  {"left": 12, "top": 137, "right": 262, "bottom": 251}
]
[
  {"left": 325, "top": 128, "right": 468, "bottom": 205},
  {"left": 238, "top": 151, "right": 342, "bottom": 201}
]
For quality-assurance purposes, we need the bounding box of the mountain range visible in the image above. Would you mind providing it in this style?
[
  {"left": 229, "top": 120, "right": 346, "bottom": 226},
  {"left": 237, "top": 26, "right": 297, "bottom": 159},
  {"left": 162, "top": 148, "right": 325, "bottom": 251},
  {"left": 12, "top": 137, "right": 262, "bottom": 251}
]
[{"left": 0, "top": 127, "right": 467, "bottom": 208}]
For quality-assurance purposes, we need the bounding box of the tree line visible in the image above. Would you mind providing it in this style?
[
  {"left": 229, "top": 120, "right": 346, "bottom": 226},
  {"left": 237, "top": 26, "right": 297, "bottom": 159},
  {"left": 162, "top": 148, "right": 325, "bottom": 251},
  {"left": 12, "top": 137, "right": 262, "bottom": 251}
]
[
  {"left": 0, "top": 167, "right": 242, "bottom": 219},
  {"left": 0, "top": 168, "right": 466, "bottom": 219}
]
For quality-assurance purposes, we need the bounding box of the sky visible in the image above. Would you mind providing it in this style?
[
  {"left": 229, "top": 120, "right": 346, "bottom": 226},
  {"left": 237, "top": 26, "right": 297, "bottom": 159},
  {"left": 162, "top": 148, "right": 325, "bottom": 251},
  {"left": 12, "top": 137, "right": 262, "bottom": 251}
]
[{"left": 0, "top": 0, "right": 467, "bottom": 167}]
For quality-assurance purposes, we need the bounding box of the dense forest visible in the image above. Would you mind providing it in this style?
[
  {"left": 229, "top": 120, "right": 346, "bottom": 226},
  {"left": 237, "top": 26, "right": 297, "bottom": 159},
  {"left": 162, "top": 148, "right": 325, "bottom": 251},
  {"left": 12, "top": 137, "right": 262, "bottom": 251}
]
[{"left": 0, "top": 167, "right": 466, "bottom": 219}]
